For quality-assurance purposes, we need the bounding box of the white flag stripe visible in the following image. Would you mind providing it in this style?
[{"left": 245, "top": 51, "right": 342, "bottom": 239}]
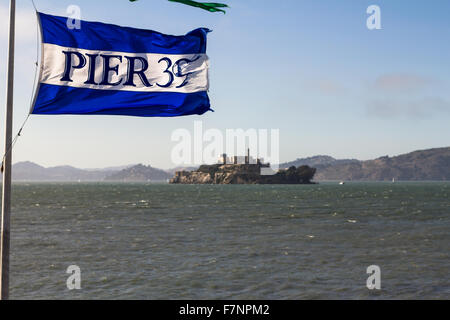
[{"left": 40, "top": 43, "right": 209, "bottom": 93}]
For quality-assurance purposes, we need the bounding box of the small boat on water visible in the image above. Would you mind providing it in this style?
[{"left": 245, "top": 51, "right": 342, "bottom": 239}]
[{"left": 339, "top": 181, "right": 345, "bottom": 185}]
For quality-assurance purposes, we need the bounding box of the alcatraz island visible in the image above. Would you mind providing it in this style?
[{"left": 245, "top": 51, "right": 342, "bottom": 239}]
[{"left": 170, "top": 149, "right": 317, "bottom": 184}]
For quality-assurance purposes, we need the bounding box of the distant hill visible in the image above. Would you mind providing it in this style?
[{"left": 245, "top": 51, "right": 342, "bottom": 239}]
[
  {"left": 165, "top": 166, "right": 199, "bottom": 175},
  {"left": 280, "top": 155, "right": 359, "bottom": 169},
  {"left": 103, "top": 164, "right": 171, "bottom": 182},
  {"left": 83, "top": 165, "right": 135, "bottom": 172},
  {"left": 11, "top": 161, "right": 116, "bottom": 181},
  {"left": 314, "top": 147, "right": 450, "bottom": 181},
  {"left": 6, "top": 162, "right": 169, "bottom": 182}
]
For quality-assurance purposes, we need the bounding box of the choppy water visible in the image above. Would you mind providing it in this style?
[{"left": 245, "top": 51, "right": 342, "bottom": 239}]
[{"left": 5, "top": 182, "right": 450, "bottom": 299}]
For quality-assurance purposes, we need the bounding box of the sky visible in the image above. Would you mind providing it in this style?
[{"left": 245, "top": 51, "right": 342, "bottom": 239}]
[{"left": 0, "top": 0, "right": 449, "bottom": 169}]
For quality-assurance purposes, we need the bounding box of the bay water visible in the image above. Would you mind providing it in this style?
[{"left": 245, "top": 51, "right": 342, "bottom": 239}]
[{"left": 6, "top": 182, "right": 449, "bottom": 299}]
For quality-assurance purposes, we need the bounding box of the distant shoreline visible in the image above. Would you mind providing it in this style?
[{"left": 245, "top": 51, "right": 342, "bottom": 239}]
[
  {"left": 4, "top": 146, "right": 449, "bottom": 182},
  {"left": 5, "top": 180, "right": 449, "bottom": 184}
]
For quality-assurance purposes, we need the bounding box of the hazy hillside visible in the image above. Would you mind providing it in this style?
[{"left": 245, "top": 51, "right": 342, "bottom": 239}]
[
  {"left": 165, "top": 166, "right": 199, "bottom": 175},
  {"left": 280, "top": 155, "right": 358, "bottom": 169},
  {"left": 314, "top": 147, "right": 450, "bottom": 181},
  {"left": 104, "top": 164, "right": 171, "bottom": 181},
  {"left": 11, "top": 161, "right": 116, "bottom": 181}
]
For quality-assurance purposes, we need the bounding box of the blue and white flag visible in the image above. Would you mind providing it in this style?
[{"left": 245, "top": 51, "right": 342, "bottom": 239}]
[{"left": 31, "top": 13, "right": 212, "bottom": 117}]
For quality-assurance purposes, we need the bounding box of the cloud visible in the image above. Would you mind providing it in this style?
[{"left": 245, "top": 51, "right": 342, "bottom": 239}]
[
  {"left": 372, "top": 73, "right": 434, "bottom": 93},
  {"left": 366, "top": 97, "right": 450, "bottom": 118}
]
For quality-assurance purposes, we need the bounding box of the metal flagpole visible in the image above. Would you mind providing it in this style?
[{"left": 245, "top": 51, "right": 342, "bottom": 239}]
[{"left": 1, "top": 0, "right": 15, "bottom": 300}]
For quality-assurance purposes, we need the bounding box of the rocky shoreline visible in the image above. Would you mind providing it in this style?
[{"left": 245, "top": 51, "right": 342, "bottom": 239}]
[{"left": 170, "top": 164, "right": 316, "bottom": 184}]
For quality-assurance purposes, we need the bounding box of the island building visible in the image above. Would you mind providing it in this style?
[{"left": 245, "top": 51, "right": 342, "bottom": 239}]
[{"left": 218, "top": 149, "right": 267, "bottom": 166}]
